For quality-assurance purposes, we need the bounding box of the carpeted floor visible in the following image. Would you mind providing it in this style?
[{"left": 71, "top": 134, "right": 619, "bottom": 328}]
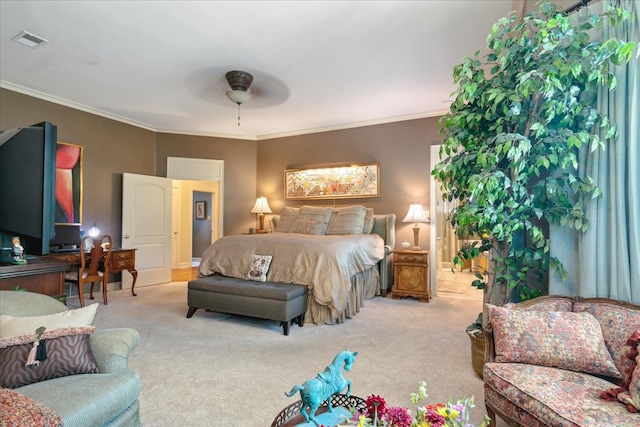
[{"left": 84, "top": 282, "right": 506, "bottom": 426}]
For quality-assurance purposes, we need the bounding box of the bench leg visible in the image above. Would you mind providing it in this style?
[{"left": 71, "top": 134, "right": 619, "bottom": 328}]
[
  {"left": 296, "top": 314, "right": 305, "bottom": 327},
  {"left": 281, "top": 320, "right": 290, "bottom": 336},
  {"left": 186, "top": 307, "right": 198, "bottom": 318}
]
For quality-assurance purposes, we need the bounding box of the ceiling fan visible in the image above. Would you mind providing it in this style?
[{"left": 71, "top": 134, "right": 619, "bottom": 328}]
[{"left": 225, "top": 70, "right": 253, "bottom": 126}]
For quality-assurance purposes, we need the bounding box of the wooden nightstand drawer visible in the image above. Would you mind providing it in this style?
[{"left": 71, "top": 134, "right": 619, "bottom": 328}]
[{"left": 394, "top": 252, "right": 429, "bottom": 265}]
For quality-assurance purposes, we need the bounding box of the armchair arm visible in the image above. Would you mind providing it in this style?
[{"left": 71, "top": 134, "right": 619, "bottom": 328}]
[{"left": 90, "top": 328, "right": 140, "bottom": 373}]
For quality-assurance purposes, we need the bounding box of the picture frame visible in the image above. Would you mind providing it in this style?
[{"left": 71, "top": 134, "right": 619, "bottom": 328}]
[
  {"left": 195, "top": 200, "right": 207, "bottom": 220},
  {"left": 55, "top": 141, "right": 83, "bottom": 225},
  {"left": 284, "top": 162, "right": 380, "bottom": 200}
]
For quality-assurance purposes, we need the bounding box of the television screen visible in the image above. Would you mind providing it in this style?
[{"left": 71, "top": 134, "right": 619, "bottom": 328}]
[{"left": 0, "top": 122, "right": 57, "bottom": 256}]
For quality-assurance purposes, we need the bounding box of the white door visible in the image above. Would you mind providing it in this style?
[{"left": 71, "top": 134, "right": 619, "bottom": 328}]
[
  {"left": 171, "top": 184, "right": 181, "bottom": 269},
  {"left": 122, "top": 173, "right": 172, "bottom": 287}
]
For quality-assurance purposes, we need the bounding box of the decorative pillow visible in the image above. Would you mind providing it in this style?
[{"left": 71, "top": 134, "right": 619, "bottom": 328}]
[
  {"left": 0, "top": 326, "right": 99, "bottom": 389},
  {"left": 490, "top": 305, "right": 621, "bottom": 378},
  {"left": 275, "top": 207, "right": 300, "bottom": 232},
  {"left": 602, "top": 331, "right": 640, "bottom": 412},
  {"left": 363, "top": 208, "right": 375, "bottom": 234},
  {"left": 289, "top": 219, "right": 328, "bottom": 235},
  {"left": 325, "top": 205, "right": 368, "bottom": 235},
  {"left": 298, "top": 206, "right": 334, "bottom": 224},
  {"left": 246, "top": 255, "right": 272, "bottom": 282},
  {"left": 0, "top": 303, "right": 99, "bottom": 338},
  {"left": 574, "top": 302, "right": 640, "bottom": 386},
  {"left": 0, "top": 388, "right": 62, "bottom": 426}
]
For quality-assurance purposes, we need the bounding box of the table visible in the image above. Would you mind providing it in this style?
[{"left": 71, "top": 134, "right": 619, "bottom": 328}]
[
  {"left": 46, "top": 248, "right": 138, "bottom": 296},
  {"left": 392, "top": 249, "right": 430, "bottom": 302},
  {"left": 0, "top": 258, "right": 69, "bottom": 296},
  {"left": 271, "top": 394, "right": 365, "bottom": 427}
]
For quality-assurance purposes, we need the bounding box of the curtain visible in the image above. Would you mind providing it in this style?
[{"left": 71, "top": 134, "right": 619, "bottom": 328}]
[{"left": 549, "top": 0, "right": 640, "bottom": 304}]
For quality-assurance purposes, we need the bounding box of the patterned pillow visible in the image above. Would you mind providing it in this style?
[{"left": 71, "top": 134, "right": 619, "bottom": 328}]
[
  {"left": 246, "top": 255, "right": 272, "bottom": 282},
  {"left": 574, "top": 302, "right": 640, "bottom": 386},
  {"left": 614, "top": 332, "right": 640, "bottom": 411},
  {"left": 290, "top": 219, "right": 328, "bottom": 235},
  {"left": 0, "top": 326, "right": 98, "bottom": 389},
  {"left": 0, "top": 388, "right": 62, "bottom": 426},
  {"left": 0, "top": 303, "right": 98, "bottom": 338},
  {"left": 490, "top": 305, "right": 621, "bottom": 378},
  {"left": 275, "top": 207, "right": 300, "bottom": 232},
  {"left": 325, "top": 205, "right": 367, "bottom": 235}
]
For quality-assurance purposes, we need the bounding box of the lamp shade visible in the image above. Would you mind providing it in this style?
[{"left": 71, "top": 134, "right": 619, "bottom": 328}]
[
  {"left": 87, "top": 223, "right": 100, "bottom": 237},
  {"left": 402, "top": 204, "right": 429, "bottom": 223},
  {"left": 226, "top": 89, "right": 252, "bottom": 105},
  {"left": 250, "top": 197, "right": 272, "bottom": 214}
]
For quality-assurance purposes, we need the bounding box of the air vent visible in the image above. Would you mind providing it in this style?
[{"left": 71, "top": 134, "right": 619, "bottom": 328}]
[{"left": 11, "top": 31, "right": 48, "bottom": 48}]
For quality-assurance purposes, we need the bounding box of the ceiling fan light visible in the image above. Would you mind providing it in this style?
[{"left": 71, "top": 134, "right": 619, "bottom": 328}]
[{"left": 226, "top": 89, "right": 252, "bottom": 105}]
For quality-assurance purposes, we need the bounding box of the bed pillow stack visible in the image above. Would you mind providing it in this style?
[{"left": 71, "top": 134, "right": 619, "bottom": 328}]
[{"left": 275, "top": 205, "right": 374, "bottom": 235}]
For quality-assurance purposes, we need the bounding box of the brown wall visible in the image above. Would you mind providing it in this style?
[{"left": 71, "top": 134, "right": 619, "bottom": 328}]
[
  {"left": 0, "top": 88, "right": 258, "bottom": 239},
  {"left": 1, "top": 88, "right": 444, "bottom": 250},
  {"left": 155, "top": 133, "right": 258, "bottom": 236},
  {"left": 257, "top": 117, "right": 443, "bottom": 248},
  {"left": 0, "top": 88, "right": 156, "bottom": 240}
]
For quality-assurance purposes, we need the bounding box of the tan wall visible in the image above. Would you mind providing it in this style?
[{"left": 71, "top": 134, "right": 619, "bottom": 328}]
[
  {"left": 0, "top": 88, "right": 257, "bottom": 239},
  {"left": 257, "top": 117, "right": 443, "bottom": 249},
  {"left": 1, "top": 88, "right": 445, "bottom": 250},
  {"left": 154, "top": 133, "right": 258, "bottom": 236},
  {"left": 0, "top": 88, "right": 155, "bottom": 241}
]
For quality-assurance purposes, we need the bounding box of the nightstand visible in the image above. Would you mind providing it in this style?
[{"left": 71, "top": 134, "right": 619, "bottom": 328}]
[
  {"left": 392, "top": 249, "right": 430, "bottom": 302},
  {"left": 242, "top": 230, "right": 269, "bottom": 235}
]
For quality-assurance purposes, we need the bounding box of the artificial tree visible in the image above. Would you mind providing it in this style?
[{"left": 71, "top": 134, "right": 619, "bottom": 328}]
[{"left": 433, "top": 1, "right": 636, "bottom": 325}]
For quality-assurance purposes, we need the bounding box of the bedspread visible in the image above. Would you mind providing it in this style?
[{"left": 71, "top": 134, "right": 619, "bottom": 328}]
[{"left": 198, "top": 232, "right": 385, "bottom": 319}]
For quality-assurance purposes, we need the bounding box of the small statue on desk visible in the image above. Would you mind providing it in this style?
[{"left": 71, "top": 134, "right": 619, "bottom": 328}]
[{"left": 11, "top": 236, "right": 28, "bottom": 265}]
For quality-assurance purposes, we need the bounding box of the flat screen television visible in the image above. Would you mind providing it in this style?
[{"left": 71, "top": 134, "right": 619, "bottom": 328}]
[{"left": 0, "top": 122, "right": 57, "bottom": 257}]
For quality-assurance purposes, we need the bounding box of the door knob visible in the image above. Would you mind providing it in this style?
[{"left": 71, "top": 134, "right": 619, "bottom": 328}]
[{"left": 123, "top": 234, "right": 130, "bottom": 239}]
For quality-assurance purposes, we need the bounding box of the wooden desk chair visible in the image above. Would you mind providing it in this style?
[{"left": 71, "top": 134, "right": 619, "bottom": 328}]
[{"left": 66, "top": 235, "right": 113, "bottom": 307}]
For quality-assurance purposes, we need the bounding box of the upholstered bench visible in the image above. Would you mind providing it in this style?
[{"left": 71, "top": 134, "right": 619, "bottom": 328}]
[{"left": 186, "top": 274, "right": 308, "bottom": 335}]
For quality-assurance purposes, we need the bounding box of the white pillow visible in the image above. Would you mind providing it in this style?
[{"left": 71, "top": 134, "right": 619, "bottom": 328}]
[{"left": 0, "top": 303, "right": 99, "bottom": 338}]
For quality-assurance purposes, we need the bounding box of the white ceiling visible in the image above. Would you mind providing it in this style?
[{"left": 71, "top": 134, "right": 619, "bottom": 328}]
[{"left": 1, "top": 1, "right": 518, "bottom": 140}]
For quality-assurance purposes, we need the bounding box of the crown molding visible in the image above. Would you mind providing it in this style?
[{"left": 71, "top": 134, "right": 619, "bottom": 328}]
[
  {"left": 0, "top": 80, "right": 157, "bottom": 132},
  {"left": 2, "top": 80, "right": 447, "bottom": 141}
]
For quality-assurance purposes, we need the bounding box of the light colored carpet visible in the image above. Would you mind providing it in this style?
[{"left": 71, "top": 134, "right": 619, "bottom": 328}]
[{"left": 83, "top": 282, "right": 506, "bottom": 426}]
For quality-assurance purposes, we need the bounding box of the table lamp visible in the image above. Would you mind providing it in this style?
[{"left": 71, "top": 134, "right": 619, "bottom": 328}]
[
  {"left": 402, "top": 204, "right": 429, "bottom": 250},
  {"left": 251, "top": 196, "right": 272, "bottom": 231}
]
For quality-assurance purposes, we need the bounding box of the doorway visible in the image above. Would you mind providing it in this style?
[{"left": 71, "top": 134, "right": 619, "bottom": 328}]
[{"left": 429, "top": 145, "right": 483, "bottom": 300}]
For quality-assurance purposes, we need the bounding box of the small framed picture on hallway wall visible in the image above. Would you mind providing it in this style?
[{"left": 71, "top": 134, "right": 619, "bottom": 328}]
[{"left": 195, "top": 200, "right": 207, "bottom": 220}]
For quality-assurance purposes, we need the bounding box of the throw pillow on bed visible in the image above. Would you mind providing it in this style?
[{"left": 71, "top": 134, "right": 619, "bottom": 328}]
[
  {"left": 246, "top": 255, "right": 272, "bottom": 282},
  {"left": 363, "top": 208, "right": 375, "bottom": 234},
  {"left": 325, "top": 205, "right": 368, "bottom": 235},
  {"left": 275, "top": 207, "right": 300, "bottom": 232},
  {"left": 0, "top": 326, "right": 99, "bottom": 389},
  {"left": 489, "top": 305, "right": 621, "bottom": 378},
  {"left": 290, "top": 219, "right": 328, "bottom": 235}
]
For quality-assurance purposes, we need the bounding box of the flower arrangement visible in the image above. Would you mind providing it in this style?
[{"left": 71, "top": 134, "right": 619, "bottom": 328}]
[{"left": 342, "top": 382, "right": 489, "bottom": 427}]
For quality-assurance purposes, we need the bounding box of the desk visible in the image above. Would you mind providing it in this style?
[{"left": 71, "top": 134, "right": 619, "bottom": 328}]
[
  {"left": 47, "top": 248, "right": 138, "bottom": 297},
  {"left": 0, "top": 258, "right": 69, "bottom": 296}
]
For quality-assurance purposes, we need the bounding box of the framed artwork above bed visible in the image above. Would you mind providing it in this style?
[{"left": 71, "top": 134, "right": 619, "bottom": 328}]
[{"left": 284, "top": 162, "right": 380, "bottom": 200}]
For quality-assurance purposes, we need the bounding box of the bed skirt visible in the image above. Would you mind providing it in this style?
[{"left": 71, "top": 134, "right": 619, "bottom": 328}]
[{"left": 306, "top": 265, "right": 380, "bottom": 325}]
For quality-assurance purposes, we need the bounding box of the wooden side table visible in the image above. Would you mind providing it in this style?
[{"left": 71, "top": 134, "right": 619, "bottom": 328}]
[{"left": 392, "top": 249, "right": 430, "bottom": 302}]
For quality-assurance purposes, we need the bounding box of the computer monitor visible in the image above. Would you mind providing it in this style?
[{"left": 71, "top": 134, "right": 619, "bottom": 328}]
[{"left": 50, "top": 224, "right": 81, "bottom": 249}]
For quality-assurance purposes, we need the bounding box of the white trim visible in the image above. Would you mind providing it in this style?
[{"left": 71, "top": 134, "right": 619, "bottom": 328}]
[
  {"left": 0, "top": 80, "right": 157, "bottom": 132},
  {"left": 2, "top": 80, "right": 448, "bottom": 141},
  {"left": 430, "top": 144, "right": 441, "bottom": 297}
]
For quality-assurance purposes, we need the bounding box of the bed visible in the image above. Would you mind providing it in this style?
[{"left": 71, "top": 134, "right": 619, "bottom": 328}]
[{"left": 197, "top": 205, "right": 396, "bottom": 325}]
